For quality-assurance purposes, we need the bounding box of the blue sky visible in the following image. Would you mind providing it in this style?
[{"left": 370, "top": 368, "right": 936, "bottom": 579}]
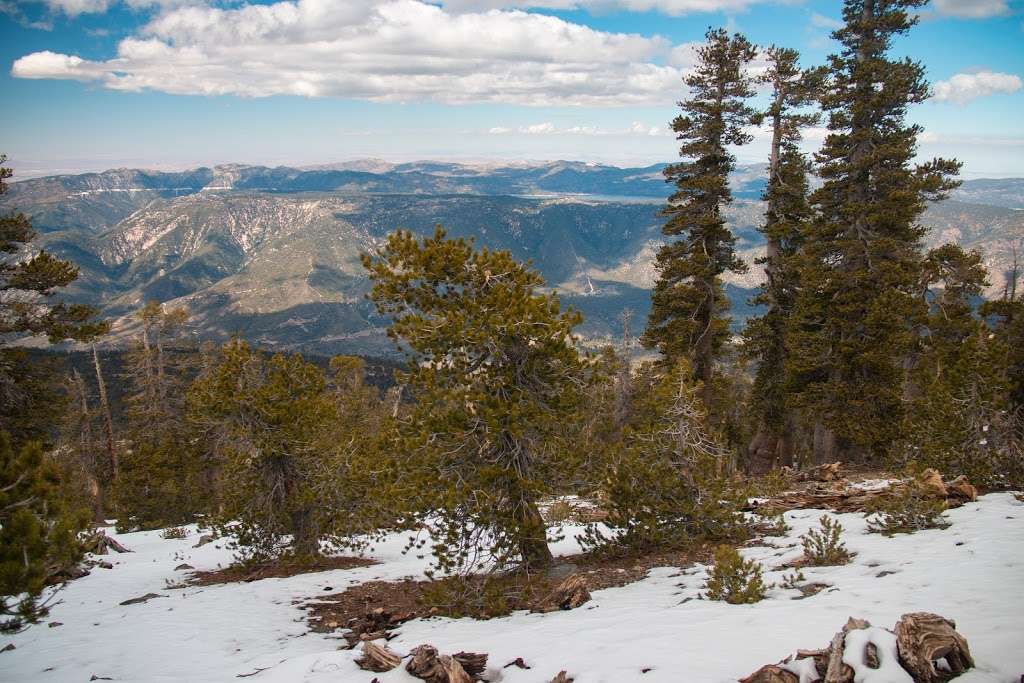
[{"left": 1, "top": 0, "right": 1022, "bottom": 178}]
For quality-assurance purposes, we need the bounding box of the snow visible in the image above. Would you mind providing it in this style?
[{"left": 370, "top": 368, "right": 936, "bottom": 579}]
[
  {"left": 3, "top": 494, "right": 1023, "bottom": 683},
  {"left": 781, "top": 656, "right": 821, "bottom": 683},
  {"left": 842, "top": 627, "right": 911, "bottom": 683}
]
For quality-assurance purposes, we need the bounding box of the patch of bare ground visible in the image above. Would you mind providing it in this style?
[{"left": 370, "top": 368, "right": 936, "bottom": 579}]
[
  {"left": 305, "top": 544, "right": 714, "bottom": 642},
  {"left": 188, "top": 555, "right": 378, "bottom": 586}
]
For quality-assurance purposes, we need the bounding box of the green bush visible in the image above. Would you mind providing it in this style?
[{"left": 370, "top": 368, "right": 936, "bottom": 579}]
[
  {"left": 866, "top": 476, "right": 949, "bottom": 536},
  {"left": 703, "top": 545, "right": 768, "bottom": 604},
  {"left": 800, "top": 515, "right": 852, "bottom": 566}
]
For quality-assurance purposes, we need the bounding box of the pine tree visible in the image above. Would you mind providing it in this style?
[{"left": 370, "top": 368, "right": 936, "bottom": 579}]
[
  {"left": 643, "top": 29, "right": 758, "bottom": 407},
  {"left": 1, "top": 155, "right": 102, "bottom": 627},
  {"left": 363, "top": 227, "right": 584, "bottom": 572},
  {"left": 116, "top": 302, "right": 206, "bottom": 530},
  {"left": 188, "top": 341, "right": 382, "bottom": 562},
  {"left": 743, "top": 47, "right": 821, "bottom": 472},
  {"left": 787, "top": 1, "right": 961, "bottom": 463}
]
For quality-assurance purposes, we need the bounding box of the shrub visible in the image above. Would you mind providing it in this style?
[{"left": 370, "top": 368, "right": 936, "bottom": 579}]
[
  {"left": 800, "top": 516, "right": 852, "bottom": 566},
  {"left": 160, "top": 526, "right": 188, "bottom": 540},
  {"left": 866, "top": 476, "right": 949, "bottom": 536},
  {"left": 779, "top": 568, "right": 805, "bottom": 590},
  {"left": 703, "top": 545, "right": 768, "bottom": 604},
  {"left": 756, "top": 509, "right": 789, "bottom": 537}
]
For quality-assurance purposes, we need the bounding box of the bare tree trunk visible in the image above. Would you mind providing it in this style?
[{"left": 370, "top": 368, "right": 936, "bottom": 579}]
[
  {"left": 812, "top": 419, "right": 836, "bottom": 465},
  {"left": 72, "top": 369, "right": 104, "bottom": 520},
  {"left": 92, "top": 343, "right": 117, "bottom": 483},
  {"left": 613, "top": 309, "right": 633, "bottom": 436}
]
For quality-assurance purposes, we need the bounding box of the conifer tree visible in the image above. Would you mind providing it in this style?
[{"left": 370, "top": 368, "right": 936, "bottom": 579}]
[
  {"left": 787, "top": 0, "right": 961, "bottom": 463},
  {"left": 743, "top": 47, "right": 821, "bottom": 471},
  {"left": 188, "top": 340, "right": 382, "bottom": 562},
  {"left": 0, "top": 155, "right": 100, "bottom": 628},
  {"left": 363, "top": 228, "right": 583, "bottom": 572},
  {"left": 116, "top": 302, "right": 206, "bottom": 530},
  {"left": 643, "top": 28, "right": 758, "bottom": 407}
]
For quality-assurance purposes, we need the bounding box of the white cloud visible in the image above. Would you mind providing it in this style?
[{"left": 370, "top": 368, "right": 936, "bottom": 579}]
[
  {"left": 439, "top": 0, "right": 779, "bottom": 16},
  {"left": 809, "top": 11, "right": 842, "bottom": 30},
  {"left": 31, "top": 0, "right": 198, "bottom": 17},
  {"left": 522, "top": 122, "right": 557, "bottom": 134},
  {"left": 931, "top": 71, "right": 1022, "bottom": 104},
  {"left": 488, "top": 126, "right": 513, "bottom": 134},
  {"left": 931, "top": 0, "right": 1009, "bottom": 18},
  {"left": 11, "top": 0, "right": 685, "bottom": 106}
]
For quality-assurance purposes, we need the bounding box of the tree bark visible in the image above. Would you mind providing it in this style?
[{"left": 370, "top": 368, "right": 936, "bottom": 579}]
[
  {"left": 92, "top": 343, "right": 117, "bottom": 483},
  {"left": 516, "top": 499, "right": 553, "bottom": 570}
]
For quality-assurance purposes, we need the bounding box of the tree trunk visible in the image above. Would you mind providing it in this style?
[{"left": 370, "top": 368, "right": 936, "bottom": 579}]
[
  {"left": 516, "top": 500, "right": 553, "bottom": 570},
  {"left": 812, "top": 419, "right": 836, "bottom": 465},
  {"left": 72, "top": 369, "right": 103, "bottom": 520},
  {"left": 92, "top": 343, "right": 117, "bottom": 483},
  {"left": 290, "top": 507, "right": 320, "bottom": 559}
]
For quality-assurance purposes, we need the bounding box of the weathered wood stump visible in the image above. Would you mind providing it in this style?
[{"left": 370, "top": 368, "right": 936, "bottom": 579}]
[
  {"left": 543, "top": 574, "right": 591, "bottom": 611},
  {"left": 453, "top": 652, "right": 488, "bottom": 680},
  {"left": 738, "top": 665, "right": 798, "bottom": 683},
  {"left": 355, "top": 641, "right": 401, "bottom": 673},
  {"left": 406, "top": 644, "right": 473, "bottom": 683},
  {"left": 549, "top": 672, "right": 573, "bottom": 683},
  {"left": 84, "top": 532, "right": 131, "bottom": 555},
  {"left": 894, "top": 612, "right": 974, "bottom": 682}
]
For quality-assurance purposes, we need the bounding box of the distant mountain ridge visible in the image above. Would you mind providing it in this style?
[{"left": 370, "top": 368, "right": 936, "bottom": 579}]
[{"left": 4, "top": 161, "right": 1022, "bottom": 355}]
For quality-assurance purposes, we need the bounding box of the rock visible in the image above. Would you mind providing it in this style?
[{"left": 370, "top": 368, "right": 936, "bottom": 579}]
[
  {"left": 946, "top": 476, "right": 977, "bottom": 504},
  {"left": 503, "top": 658, "right": 531, "bottom": 669},
  {"left": 119, "top": 593, "right": 166, "bottom": 606},
  {"left": 48, "top": 622, "right": 63, "bottom": 628},
  {"left": 193, "top": 534, "right": 215, "bottom": 548},
  {"left": 738, "top": 665, "right": 799, "bottom": 683},
  {"left": 894, "top": 612, "right": 974, "bottom": 682},
  {"left": 174, "top": 564, "right": 194, "bottom": 571},
  {"left": 1, "top": 643, "right": 15, "bottom": 652},
  {"left": 98, "top": 561, "right": 113, "bottom": 569}
]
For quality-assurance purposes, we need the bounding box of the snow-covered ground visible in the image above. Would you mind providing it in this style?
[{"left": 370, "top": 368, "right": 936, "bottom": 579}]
[{"left": 3, "top": 493, "right": 1023, "bottom": 683}]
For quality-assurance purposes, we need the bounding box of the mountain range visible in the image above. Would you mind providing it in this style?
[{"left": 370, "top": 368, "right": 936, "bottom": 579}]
[{"left": 4, "top": 160, "right": 1022, "bottom": 356}]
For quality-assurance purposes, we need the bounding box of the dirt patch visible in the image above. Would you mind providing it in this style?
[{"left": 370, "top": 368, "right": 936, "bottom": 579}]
[
  {"left": 305, "top": 545, "right": 713, "bottom": 642},
  {"left": 189, "top": 555, "right": 377, "bottom": 586}
]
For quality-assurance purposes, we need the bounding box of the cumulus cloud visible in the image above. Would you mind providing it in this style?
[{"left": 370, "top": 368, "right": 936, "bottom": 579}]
[
  {"left": 931, "top": 71, "right": 1022, "bottom": 104},
  {"left": 489, "top": 121, "right": 668, "bottom": 135},
  {"left": 30, "top": 0, "right": 199, "bottom": 17},
  {"left": 439, "top": 0, "right": 777, "bottom": 15},
  {"left": 11, "top": 0, "right": 687, "bottom": 106},
  {"left": 931, "top": 0, "right": 1009, "bottom": 18}
]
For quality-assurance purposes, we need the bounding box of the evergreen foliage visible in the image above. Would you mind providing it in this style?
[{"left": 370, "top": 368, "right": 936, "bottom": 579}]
[
  {"left": 800, "top": 515, "right": 852, "bottom": 566},
  {"left": 188, "top": 340, "right": 386, "bottom": 562},
  {"left": 703, "top": 545, "right": 768, "bottom": 604},
  {"left": 866, "top": 474, "right": 949, "bottom": 535},
  {"left": 1, "top": 432, "right": 88, "bottom": 631},
  {"left": 115, "top": 302, "right": 209, "bottom": 531},
  {"left": 0, "top": 156, "right": 98, "bottom": 628},
  {"left": 786, "top": 0, "right": 961, "bottom": 463},
  {"left": 742, "top": 47, "right": 821, "bottom": 471},
  {"left": 644, "top": 28, "right": 758, "bottom": 404},
  {"left": 580, "top": 361, "right": 749, "bottom": 555},
  {"left": 363, "top": 227, "right": 584, "bottom": 573}
]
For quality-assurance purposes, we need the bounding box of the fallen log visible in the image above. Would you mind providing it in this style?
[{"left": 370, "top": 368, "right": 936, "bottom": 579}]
[
  {"left": 355, "top": 641, "right": 401, "bottom": 673},
  {"left": 894, "top": 612, "right": 974, "bottom": 682},
  {"left": 745, "top": 473, "right": 976, "bottom": 515}
]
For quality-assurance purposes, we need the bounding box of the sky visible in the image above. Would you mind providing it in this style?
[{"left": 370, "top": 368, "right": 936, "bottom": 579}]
[{"left": 0, "top": 0, "right": 1022, "bottom": 178}]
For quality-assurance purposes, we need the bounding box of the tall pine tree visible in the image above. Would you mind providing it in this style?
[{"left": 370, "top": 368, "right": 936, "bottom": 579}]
[
  {"left": 787, "top": 0, "right": 960, "bottom": 463},
  {"left": 743, "top": 47, "right": 821, "bottom": 472},
  {"left": 643, "top": 28, "right": 758, "bottom": 408}
]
